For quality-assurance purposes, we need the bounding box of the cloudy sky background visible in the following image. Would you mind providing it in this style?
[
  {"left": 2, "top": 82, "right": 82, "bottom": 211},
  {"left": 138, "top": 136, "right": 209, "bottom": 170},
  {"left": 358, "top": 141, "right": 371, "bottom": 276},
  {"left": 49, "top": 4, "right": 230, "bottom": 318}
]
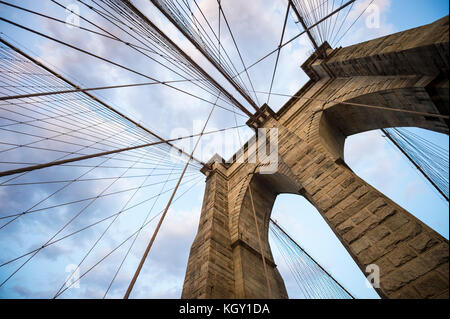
[{"left": 0, "top": 0, "right": 448, "bottom": 299}]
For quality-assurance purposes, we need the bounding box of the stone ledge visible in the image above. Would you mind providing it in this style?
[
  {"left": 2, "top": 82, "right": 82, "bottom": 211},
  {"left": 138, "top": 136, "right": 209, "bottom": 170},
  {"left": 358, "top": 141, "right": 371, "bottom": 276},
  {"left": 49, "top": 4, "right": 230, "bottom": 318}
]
[{"left": 246, "top": 103, "right": 278, "bottom": 130}]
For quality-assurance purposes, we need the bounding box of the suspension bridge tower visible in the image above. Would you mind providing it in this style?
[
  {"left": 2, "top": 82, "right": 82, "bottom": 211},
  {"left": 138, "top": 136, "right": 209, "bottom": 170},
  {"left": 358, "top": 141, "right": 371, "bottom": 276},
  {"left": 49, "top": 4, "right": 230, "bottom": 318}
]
[{"left": 182, "top": 16, "right": 449, "bottom": 299}]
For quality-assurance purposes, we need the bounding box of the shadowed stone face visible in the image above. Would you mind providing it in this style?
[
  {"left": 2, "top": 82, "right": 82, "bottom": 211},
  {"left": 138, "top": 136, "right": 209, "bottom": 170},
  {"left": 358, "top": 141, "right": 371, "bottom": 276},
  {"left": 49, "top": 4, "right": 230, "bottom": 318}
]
[{"left": 182, "top": 16, "right": 449, "bottom": 299}]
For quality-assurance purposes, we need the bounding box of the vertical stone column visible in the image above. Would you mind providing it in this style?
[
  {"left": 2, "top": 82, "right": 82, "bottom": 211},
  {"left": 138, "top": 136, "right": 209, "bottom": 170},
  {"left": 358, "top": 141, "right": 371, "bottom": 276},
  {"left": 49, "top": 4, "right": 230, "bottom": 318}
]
[{"left": 181, "top": 161, "right": 235, "bottom": 298}]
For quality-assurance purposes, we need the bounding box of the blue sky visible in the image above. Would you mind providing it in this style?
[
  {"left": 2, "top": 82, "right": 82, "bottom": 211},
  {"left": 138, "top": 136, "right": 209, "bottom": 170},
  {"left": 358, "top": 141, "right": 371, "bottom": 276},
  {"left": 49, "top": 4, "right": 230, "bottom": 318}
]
[{"left": 0, "top": 0, "right": 448, "bottom": 299}]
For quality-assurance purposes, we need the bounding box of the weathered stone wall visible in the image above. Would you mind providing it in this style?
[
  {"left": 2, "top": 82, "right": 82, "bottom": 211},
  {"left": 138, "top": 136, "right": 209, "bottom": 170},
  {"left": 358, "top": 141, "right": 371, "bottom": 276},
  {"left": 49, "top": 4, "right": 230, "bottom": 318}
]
[{"left": 182, "top": 16, "right": 449, "bottom": 299}]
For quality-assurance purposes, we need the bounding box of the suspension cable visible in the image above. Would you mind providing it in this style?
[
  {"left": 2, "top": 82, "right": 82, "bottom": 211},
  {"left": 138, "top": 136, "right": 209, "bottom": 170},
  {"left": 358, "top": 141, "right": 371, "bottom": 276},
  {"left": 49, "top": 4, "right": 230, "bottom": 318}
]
[{"left": 123, "top": 94, "right": 219, "bottom": 299}]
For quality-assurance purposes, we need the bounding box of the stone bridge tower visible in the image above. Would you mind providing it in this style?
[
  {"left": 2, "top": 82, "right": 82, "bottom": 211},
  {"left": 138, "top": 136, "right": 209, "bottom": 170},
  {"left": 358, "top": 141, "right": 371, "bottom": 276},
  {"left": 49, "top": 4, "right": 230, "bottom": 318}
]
[{"left": 182, "top": 16, "right": 449, "bottom": 299}]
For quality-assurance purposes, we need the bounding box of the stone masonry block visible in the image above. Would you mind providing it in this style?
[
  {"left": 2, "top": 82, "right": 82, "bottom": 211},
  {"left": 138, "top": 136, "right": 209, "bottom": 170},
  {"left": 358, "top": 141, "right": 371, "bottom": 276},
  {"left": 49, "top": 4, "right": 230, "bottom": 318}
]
[
  {"left": 351, "top": 210, "right": 371, "bottom": 225},
  {"left": 375, "top": 256, "right": 396, "bottom": 277},
  {"left": 366, "top": 198, "right": 387, "bottom": 213},
  {"left": 386, "top": 244, "right": 417, "bottom": 267},
  {"left": 336, "top": 219, "right": 354, "bottom": 235},
  {"left": 408, "top": 232, "right": 440, "bottom": 254},
  {"left": 384, "top": 213, "right": 410, "bottom": 231},
  {"left": 414, "top": 273, "right": 449, "bottom": 298},
  {"left": 366, "top": 225, "right": 391, "bottom": 243},
  {"left": 358, "top": 245, "right": 385, "bottom": 265},
  {"left": 350, "top": 237, "right": 371, "bottom": 255},
  {"left": 381, "top": 267, "right": 417, "bottom": 294},
  {"left": 421, "top": 243, "right": 449, "bottom": 270}
]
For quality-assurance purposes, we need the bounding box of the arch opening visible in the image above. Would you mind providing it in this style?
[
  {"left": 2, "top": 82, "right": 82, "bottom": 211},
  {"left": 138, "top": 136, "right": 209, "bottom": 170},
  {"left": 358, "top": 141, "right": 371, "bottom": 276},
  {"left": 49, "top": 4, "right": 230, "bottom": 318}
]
[{"left": 268, "top": 194, "right": 380, "bottom": 299}]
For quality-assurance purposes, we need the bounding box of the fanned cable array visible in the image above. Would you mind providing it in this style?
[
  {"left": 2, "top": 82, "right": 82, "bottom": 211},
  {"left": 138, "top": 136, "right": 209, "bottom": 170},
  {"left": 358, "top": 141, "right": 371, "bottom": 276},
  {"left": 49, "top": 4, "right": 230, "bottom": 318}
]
[
  {"left": 75, "top": 0, "right": 255, "bottom": 117},
  {"left": 0, "top": 38, "right": 207, "bottom": 297},
  {"left": 0, "top": 0, "right": 255, "bottom": 118},
  {"left": 289, "top": 0, "right": 375, "bottom": 50},
  {"left": 150, "top": 0, "right": 261, "bottom": 111},
  {"left": 0, "top": 0, "right": 256, "bottom": 298},
  {"left": 270, "top": 219, "right": 354, "bottom": 299},
  {"left": 383, "top": 128, "right": 449, "bottom": 201}
]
